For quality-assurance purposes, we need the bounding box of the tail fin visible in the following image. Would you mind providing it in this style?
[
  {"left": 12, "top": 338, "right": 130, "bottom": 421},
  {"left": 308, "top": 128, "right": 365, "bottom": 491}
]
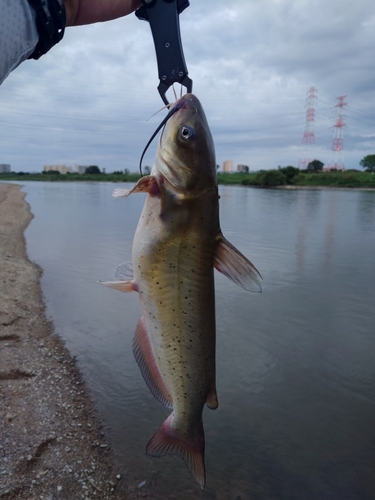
[{"left": 146, "top": 414, "right": 206, "bottom": 488}]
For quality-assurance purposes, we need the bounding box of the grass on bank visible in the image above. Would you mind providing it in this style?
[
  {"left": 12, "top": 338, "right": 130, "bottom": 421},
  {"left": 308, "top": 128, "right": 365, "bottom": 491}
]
[
  {"left": 0, "top": 172, "right": 141, "bottom": 183},
  {"left": 237, "top": 168, "right": 375, "bottom": 188},
  {"left": 1, "top": 169, "right": 375, "bottom": 188}
]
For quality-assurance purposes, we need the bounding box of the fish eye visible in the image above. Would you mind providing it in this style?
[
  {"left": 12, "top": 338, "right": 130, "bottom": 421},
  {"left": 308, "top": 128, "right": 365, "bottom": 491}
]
[{"left": 180, "top": 125, "right": 194, "bottom": 140}]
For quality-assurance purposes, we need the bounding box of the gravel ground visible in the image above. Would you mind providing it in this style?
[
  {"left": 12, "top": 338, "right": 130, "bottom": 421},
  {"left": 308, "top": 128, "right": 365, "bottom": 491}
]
[{"left": 0, "top": 183, "right": 135, "bottom": 499}]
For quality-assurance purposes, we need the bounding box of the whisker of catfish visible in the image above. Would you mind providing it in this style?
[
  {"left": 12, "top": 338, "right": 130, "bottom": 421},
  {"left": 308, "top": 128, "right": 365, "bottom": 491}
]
[
  {"left": 172, "top": 84, "right": 178, "bottom": 102},
  {"left": 139, "top": 103, "right": 183, "bottom": 176},
  {"left": 147, "top": 104, "right": 170, "bottom": 122}
]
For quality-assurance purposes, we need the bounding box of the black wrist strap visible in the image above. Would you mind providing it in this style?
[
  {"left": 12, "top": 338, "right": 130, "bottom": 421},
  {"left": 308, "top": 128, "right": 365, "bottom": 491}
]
[{"left": 28, "top": 0, "right": 66, "bottom": 60}]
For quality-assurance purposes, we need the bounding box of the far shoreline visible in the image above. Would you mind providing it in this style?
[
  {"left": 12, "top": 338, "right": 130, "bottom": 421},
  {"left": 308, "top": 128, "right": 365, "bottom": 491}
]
[
  {"left": 1, "top": 167, "right": 375, "bottom": 190},
  {"left": 1, "top": 172, "right": 375, "bottom": 192},
  {"left": 266, "top": 184, "right": 375, "bottom": 191}
]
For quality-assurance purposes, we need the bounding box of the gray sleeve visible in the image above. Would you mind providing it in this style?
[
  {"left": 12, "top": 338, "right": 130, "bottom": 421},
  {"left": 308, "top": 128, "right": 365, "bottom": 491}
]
[{"left": 0, "top": 0, "right": 39, "bottom": 84}]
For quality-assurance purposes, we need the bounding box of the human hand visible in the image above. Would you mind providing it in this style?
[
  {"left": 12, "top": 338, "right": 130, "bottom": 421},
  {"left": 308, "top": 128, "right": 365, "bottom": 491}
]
[{"left": 63, "top": 0, "right": 142, "bottom": 26}]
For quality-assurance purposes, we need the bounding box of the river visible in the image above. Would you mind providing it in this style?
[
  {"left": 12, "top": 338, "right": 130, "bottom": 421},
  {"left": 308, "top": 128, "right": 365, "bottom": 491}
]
[{"left": 20, "top": 181, "right": 375, "bottom": 499}]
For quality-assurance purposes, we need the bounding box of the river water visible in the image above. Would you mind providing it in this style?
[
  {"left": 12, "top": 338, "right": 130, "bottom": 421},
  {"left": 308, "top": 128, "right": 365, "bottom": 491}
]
[{"left": 19, "top": 181, "right": 375, "bottom": 499}]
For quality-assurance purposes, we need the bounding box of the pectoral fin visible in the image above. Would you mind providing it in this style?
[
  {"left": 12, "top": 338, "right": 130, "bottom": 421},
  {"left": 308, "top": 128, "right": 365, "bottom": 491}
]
[
  {"left": 112, "top": 175, "right": 159, "bottom": 198},
  {"left": 214, "top": 235, "right": 262, "bottom": 292}
]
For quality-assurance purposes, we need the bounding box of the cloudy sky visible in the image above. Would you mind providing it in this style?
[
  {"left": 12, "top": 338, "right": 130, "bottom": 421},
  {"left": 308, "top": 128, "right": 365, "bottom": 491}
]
[{"left": 1, "top": 0, "right": 375, "bottom": 173}]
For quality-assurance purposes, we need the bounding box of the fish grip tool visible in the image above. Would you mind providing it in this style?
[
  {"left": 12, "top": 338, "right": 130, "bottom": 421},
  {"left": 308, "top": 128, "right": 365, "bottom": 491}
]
[{"left": 136, "top": 0, "right": 192, "bottom": 105}]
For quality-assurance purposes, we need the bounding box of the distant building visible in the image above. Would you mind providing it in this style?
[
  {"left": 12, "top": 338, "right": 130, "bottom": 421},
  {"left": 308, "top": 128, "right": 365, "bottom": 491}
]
[
  {"left": 323, "top": 166, "right": 346, "bottom": 172},
  {"left": 222, "top": 160, "right": 233, "bottom": 173},
  {"left": 237, "top": 164, "right": 249, "bottom": 173},
  {"left": 75, "top": 165, "right": 89, "bottom": 174},
  {"left": 0, "top": 164, "right": 11, "bottom": 173},
  {"left": 43, "top": 164, "right": 72, "bottom": 174}
]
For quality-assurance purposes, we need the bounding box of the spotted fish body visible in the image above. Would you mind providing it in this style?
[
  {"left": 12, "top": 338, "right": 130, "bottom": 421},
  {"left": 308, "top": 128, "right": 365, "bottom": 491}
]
[{"left": 103, "top": 94, "right": 261, "bottom": 487}]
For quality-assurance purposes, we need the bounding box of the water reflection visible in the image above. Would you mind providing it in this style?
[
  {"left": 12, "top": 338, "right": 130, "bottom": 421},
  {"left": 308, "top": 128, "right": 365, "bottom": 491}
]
[
  {"left": 323, "top": 190, "right": 337, "bottom": 270},
  {"left": 19, "top": 182, "right": 375, "bottom": 500},
  {"left": 357, "top": 190, "right": 375, "bottom": 232},
  {"left": 295, "top": 190, "right": 309, "bottom": 273}
]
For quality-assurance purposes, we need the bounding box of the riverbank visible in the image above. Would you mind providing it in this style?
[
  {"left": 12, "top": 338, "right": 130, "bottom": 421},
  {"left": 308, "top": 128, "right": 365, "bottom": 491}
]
[{"left": 0, "top": 184, "right": 130, "bottom": 499}]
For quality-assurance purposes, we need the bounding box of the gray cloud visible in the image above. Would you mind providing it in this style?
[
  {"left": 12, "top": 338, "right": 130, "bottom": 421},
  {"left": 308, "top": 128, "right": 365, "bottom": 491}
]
[{"left": 1, "top": 0, "right": 375, "bottom": 173}]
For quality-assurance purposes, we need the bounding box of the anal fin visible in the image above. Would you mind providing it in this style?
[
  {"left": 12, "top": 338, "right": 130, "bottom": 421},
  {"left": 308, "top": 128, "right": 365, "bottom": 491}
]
[{"left": 133, "top": 317, "right": 173, "bottom": 409}]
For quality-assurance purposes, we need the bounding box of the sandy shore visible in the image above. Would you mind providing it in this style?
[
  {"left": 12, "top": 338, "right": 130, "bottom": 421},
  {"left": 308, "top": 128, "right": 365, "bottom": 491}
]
[{"left": 0, "top": 183, "right": 131, "bottom": 499}]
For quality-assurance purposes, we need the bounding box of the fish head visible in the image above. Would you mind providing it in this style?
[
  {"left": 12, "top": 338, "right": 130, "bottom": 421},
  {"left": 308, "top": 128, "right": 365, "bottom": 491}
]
[{"left": 155, "top": 94, "right": 217, "bottom": 193}]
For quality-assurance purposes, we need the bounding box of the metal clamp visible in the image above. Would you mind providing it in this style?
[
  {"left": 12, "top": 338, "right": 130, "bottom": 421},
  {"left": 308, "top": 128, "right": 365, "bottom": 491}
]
[{"left": 136, "top": 0, "right": 193, "bottom": 105}]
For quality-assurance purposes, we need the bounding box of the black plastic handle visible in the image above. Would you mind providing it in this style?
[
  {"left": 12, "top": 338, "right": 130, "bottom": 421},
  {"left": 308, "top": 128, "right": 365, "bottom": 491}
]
[{"left": 136, "top": 0, "right": 192, "bottom": 105}]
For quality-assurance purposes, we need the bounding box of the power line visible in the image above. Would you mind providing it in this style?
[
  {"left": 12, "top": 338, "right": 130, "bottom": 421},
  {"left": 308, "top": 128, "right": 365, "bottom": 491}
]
[
  {"left": 327, "top": 96, "right": 347, "bottom": 170},
  {"left": 298, "top": 87, "right": 317, "bottom": 169}
]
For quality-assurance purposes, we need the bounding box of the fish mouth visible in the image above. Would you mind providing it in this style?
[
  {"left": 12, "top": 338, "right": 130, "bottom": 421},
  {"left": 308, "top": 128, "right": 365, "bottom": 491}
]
[{"left": 170, "top": 94, "right": 198, "bottom": 118}]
